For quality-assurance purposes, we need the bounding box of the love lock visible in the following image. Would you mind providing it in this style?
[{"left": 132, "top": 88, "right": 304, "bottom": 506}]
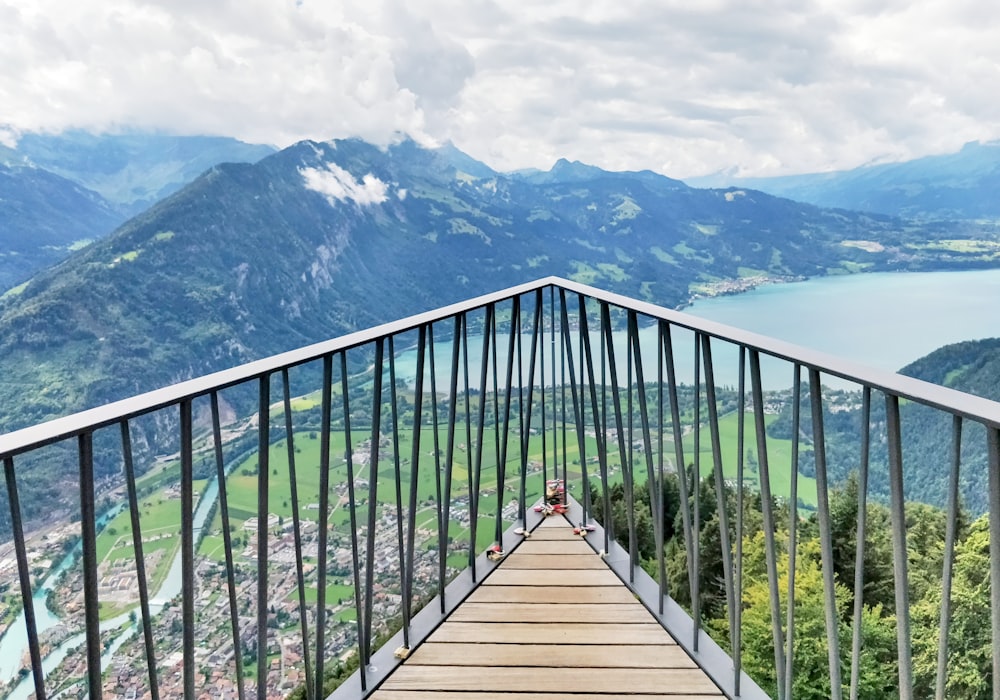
[{"left": 486, "top": 544, "right": 505, "bottom": 561}]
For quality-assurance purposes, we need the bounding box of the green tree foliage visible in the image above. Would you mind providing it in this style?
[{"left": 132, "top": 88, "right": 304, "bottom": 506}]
[{"left": 595, "top": 472, "right": 993, "bottom": 697}]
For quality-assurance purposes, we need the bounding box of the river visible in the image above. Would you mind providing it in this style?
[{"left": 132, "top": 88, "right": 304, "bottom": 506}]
[{"left": 1, "top": 478, "right": 220, "bottom": 699}]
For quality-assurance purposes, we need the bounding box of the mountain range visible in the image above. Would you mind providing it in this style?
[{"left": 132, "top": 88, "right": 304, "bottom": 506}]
[
  {"left": 0, "top": 132, "right": 275, "bottom": 289},
  {"left": 2, "top": 136, "right": 990, "bottom": 432},
  {"left": 688, "top": 140, "right": 1000, "bottom": 221}
]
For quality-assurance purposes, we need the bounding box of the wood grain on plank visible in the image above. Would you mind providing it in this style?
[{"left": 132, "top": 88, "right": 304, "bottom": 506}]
[
  {"left": 406, "top": 642, "right": 695, "bottom": 668},
  {"left": 380, "top": 666, "right": 721, "bottom": 694},
  {"left": 448, "top": 602, "right": 655, "bottom": 624},
  {"left": 513, "top": 539, "right": 595, "bottom": 554},
  {"left": 427, "top": 622, "right": 675, "bottom": 645},
  {"left": 466, "top": 584, "right": 637, "bottom": 604},
  {"left": 484, "top": 568, "right": 622, "bottom": 587},
  {"left": 500, "top": 553, "right": 607, "bottom": 569}
]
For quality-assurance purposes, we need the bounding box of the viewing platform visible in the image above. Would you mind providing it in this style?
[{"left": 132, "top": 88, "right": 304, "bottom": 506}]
[
  {"left": 5, "top": 276, "right": 1000, "bottom": 699},
  {"left": 373, "top": 515, "right": 722, "bottom": 699}
]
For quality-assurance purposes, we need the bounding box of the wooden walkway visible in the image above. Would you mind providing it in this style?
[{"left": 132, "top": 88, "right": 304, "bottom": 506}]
[{"left": 371, "top": 516, "right": 724, "bottom": 699}]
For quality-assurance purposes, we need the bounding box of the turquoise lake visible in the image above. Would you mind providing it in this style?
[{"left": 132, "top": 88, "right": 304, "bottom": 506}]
[
  {"left": 391, "top": 268, "right": 1000, "bottom": 390},
  {"left": 686, "top": 268, "right": 1000, "bottom": 373}
]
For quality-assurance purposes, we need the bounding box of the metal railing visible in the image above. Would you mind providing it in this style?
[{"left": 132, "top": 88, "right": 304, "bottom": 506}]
[{"left": 2, "top": 276, "right": 1000, "bottom": 699}]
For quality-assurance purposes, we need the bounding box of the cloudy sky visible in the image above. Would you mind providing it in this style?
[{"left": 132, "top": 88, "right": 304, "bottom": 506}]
[{"left": 2, "top": 0, "right": 998, "bottom": 178}]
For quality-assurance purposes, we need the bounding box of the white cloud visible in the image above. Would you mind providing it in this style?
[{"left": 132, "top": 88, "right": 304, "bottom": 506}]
[
  {"left": 0, "top": 126, "right": 18, "bottom": 149},
  {"left": 2, "top": 0, "right": 999, "bottom": 177},
  {"left": 300, "top": 162, "right": 389, "bottom": 206}
]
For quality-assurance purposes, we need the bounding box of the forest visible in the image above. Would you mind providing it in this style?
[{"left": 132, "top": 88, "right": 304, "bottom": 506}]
[{"left": 593, "top": 469, "right": 991, "bottom": 699}]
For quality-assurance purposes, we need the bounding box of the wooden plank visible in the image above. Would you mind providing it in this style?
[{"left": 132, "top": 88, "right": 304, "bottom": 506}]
[
  {"left": 449, "top": 602, "right": 655, "bottom": 624},
  {"left": 484, "top": 568, "right": 621, "bottom": 587},
  {"left": 407, "top": 642, "right": 696, "bottom": 668},
  {"left": 466, "top": 584, "right": 638, "bottom": 604},
  {"left": 524, "top": 528, "right": 582, "bottom": 541},
  {"left": 372, "top": 692, "right": 721, "bottom": 700},
  {"left": 536, "top": 515, "right": 572, "bottom": 528},
  {"left": 380, "top": 666, "right": 722, "bottom": 694},
  {"left": 513, "top": 538, "right": 595, "bottom": 554},
  {"left": 427, "top": 622, "right": 674, "bottom": 645},
  {"left": 500, "top": 553, "right": 607, "bottom": 569}
]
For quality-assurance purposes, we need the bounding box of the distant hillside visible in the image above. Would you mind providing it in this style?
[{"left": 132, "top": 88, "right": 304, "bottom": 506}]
[
  {"left": 0, "top": 163, "right": 123, "bottom": 290},
  {"left": 0, "top": 130, "right": 275, "bottom": 214},
  {"left": 896, "top": 338, "right": 1000, "bottom": 513},
  {"left": 0, "top": 131, "right": 277, "bottom": 289},
  {"left": 689, "top": 140, "right": 1000, "bottom": 221}
]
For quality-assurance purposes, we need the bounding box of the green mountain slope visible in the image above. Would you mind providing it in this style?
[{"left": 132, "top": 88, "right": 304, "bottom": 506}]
[{"left": 0, "top": 164, "right": 123, "bottom": 290}]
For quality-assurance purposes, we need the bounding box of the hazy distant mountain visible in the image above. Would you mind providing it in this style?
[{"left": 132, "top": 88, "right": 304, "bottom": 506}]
[
  {"left": 0, "top": 163, "right": 123, "bottom": 290},
  {"left": 0, "top": 131, "right": 277, "bottom": 289},
  {"left": 688, "top": 141, "right": 1000, "bottom": 221},
  {"left": 0, "top": 130, "right": 276, "bottom": 214}
]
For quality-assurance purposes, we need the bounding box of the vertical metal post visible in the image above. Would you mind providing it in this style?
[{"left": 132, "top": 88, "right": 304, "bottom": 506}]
[
  {"left": 886, "top": 393, "right": 913, "bottom": 700},
  {"left": 495, "top": 297, "right": 519, "bottom": 543},
  {"left": 734, "top": 347, "right": 746, "bottom": 695},
  {"left": 784, "top": 365, "right": 801, "bottom": 700},
  {"left": 404, "top": 325, "right": 427, "bottom": 649},
  {"left": 4, "top": 456, "right": 46, "bottom": 700},
  {"left": 662, "top": 323, "right": 697, "bottom": 644},
  {"left": 700, "top": 335, "right": 737, "bottom": 669},
  {"left": 626, "top": 314, "right": 638, "bottom": 578},
  {"left": 578, "top": 298, "right": 611, "bottom": 541},
  {"left": 80, "top": 431, "right": 102, "bottom": 700},
  {"left": 749, "top": 350, "right": 786, "bottom": 698},
  {"left": 280, "top": 370, "right": 313, "bottom": 700},
  {"left": 630, "top": 310, "right": 665, "bottom": 604},
  {"left": 935, "top": 415, "right": 962, "bottom": 700},
  {"left": 599, "top": 302, "right": 635, "bottom": 573},
  {"left": 211, "top": 392, "right": 247, "bottom": 700},
  {"left": 388, "top": 337, "right": 409, "bottom": 647},
  {"left": 254, "top": 381, "right": 269, "bottom": 700},
  {"left": 657, "top": 323, "right": 668, "bottom": 609},
  {"left": 341, "top": 352, "right": 367, "bottom": 691},
  {"left": 471, "top": 305, "right": 493, "bottom": 569},
  {"left": 120, "top": 421, "right": 160, "bottom": 700},
  {"left": 313, "top": 355, "right": 333, "bottom": 700},
  {"left": 439, "top": 317, "right": 461, "bottom": 611},
  {"left": 692, "top": 334, "right": 702, "bottom": 648},
  {"left": 519, "top": 292, "right": 542, "bottom": 524},
  {"left": 987, "top": 425, "right": 1000, "bottom": 700},
  {"left": 540, "top": 289, "right": 548, "bottom": 485},
  {"left": 849, "top": 387, "right": 872, "bottom": 700},
  {"left": 558, "top": 292, "right": 589, "bottom": 533},
  {"left": 809, "top": 368, "right": 843, "bottom": 699},
  {"left": 427, "top": 322, "right": 445, "bottom": 612},
  {"left": 463, "top": 313, "right": 476, "bottom": 577},
  {"left": 551, "top": 286, "right": 558, "bottom": 487},
  {"left": 363, "top": 339, "right": 385, "bottom": 670}
]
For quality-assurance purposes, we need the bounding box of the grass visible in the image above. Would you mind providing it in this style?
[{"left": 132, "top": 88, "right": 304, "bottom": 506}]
[{"left": 92, "top": 478, "right": 210, "bottom": 619}]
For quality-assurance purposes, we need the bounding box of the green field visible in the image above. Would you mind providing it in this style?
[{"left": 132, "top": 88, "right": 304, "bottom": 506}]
[{"left": 89, "top": 399, "right": 812, "bottom": 622}]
